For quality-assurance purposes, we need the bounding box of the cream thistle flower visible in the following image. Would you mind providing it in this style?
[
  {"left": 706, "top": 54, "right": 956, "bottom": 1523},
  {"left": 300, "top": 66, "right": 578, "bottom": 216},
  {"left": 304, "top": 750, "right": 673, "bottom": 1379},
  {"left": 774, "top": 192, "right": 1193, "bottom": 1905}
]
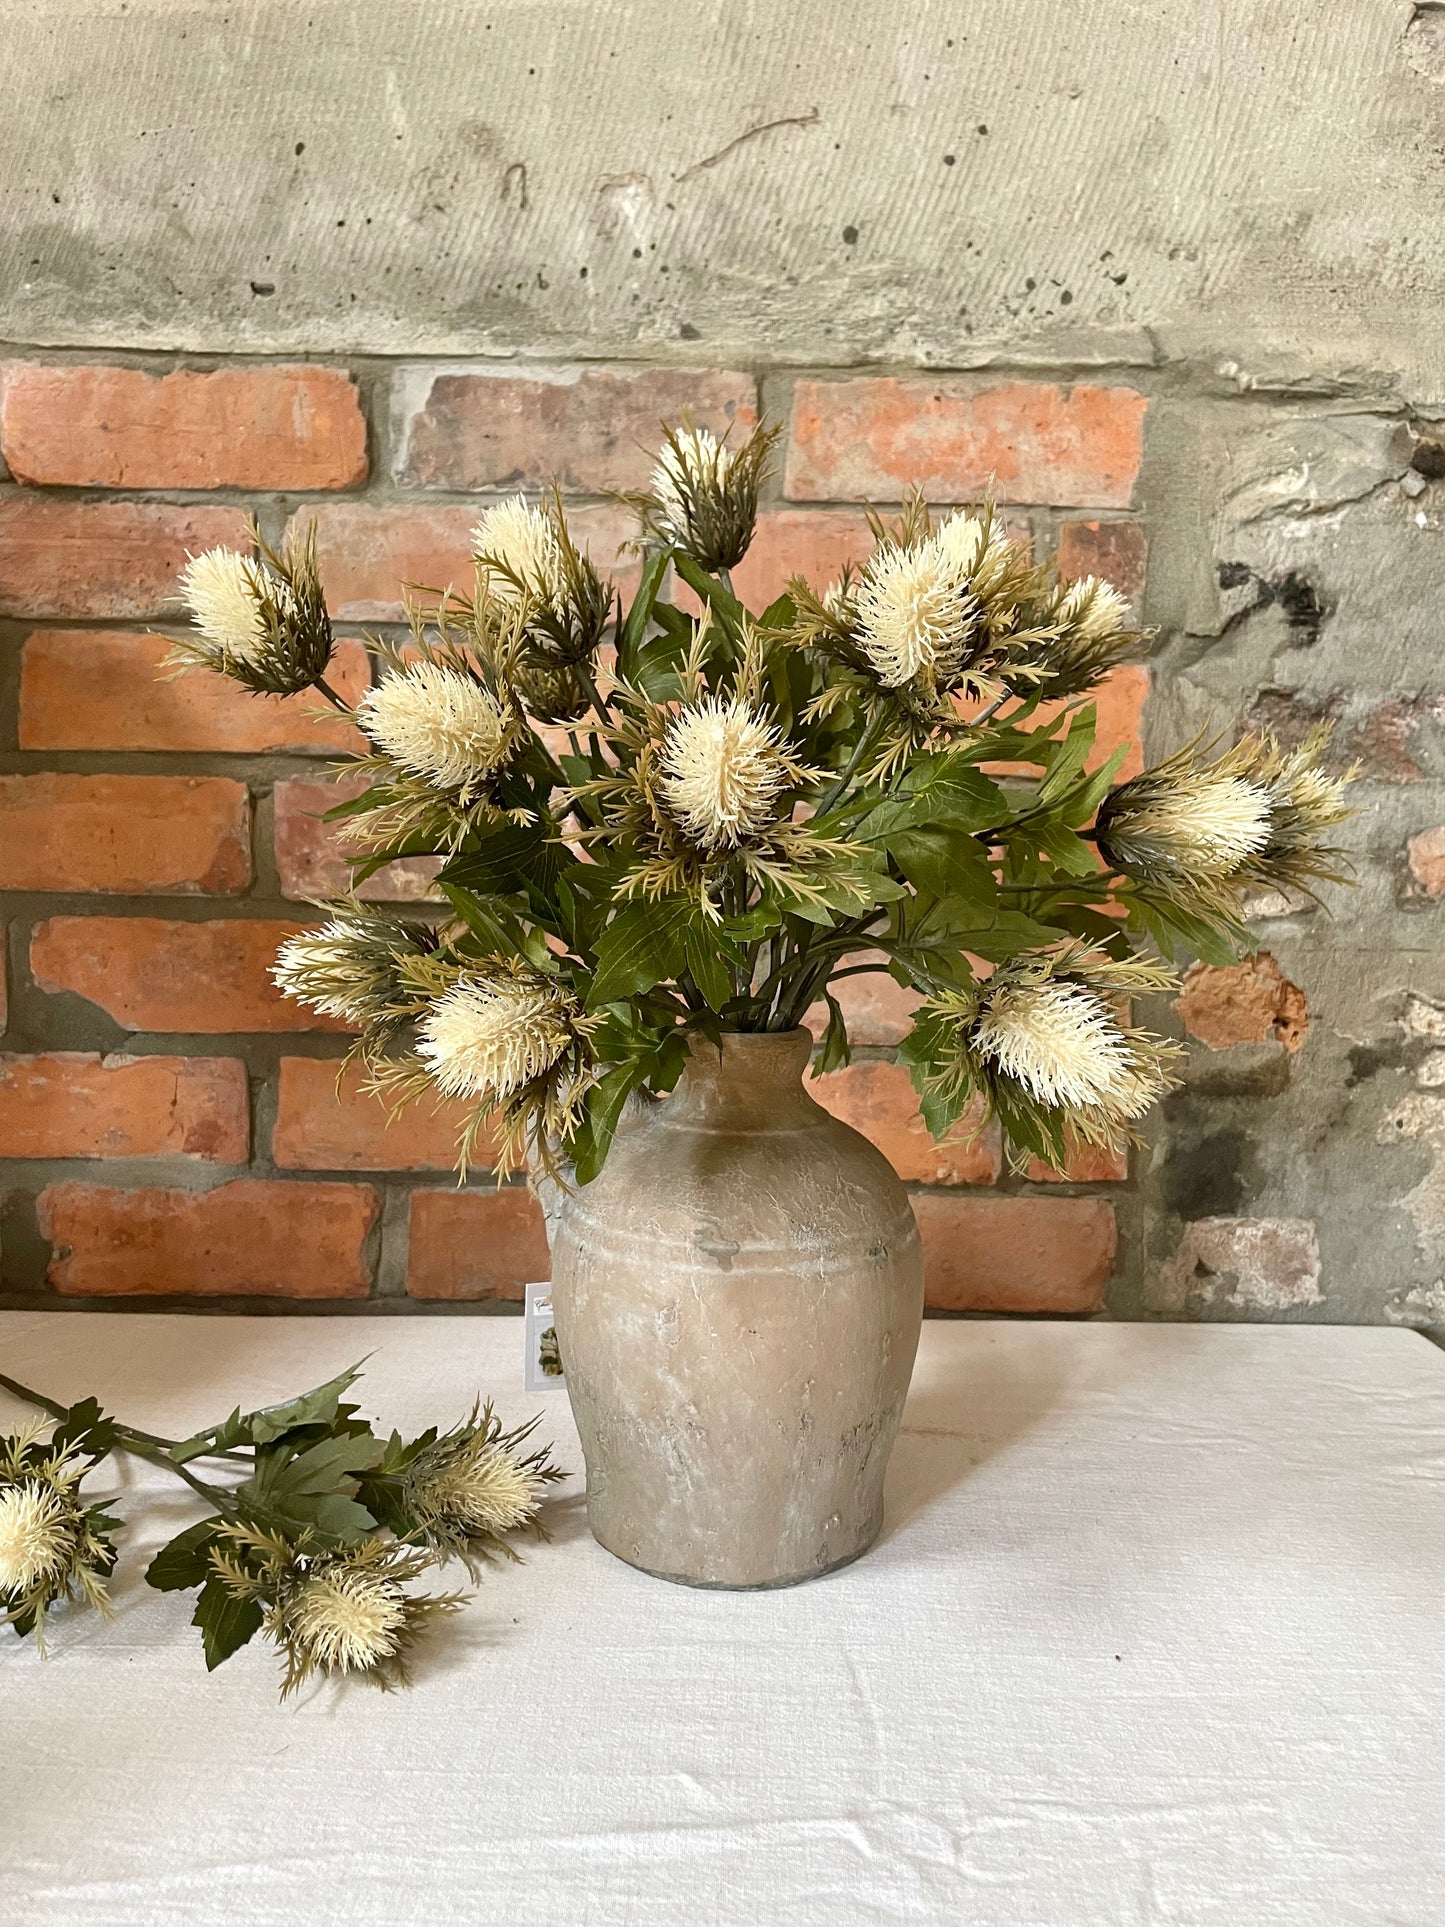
[
  {"left": 358, "top": 661, "right": 523, "bottom": 794},
  {"left": 171, "top": 525, "right": 334, "bottom": 696},
  {"left": 395, "top": 1405, "right": 564, "bottom": 1566},
  {"left": 272, "top": 909, "right": 431, "bottom": 1035},
  {"left": 852, "top": 537, "right": 977, "bottom": 692},
  {"left": 1256, "top": 727, "right": 1356, "bottom": 888},
  {"left": 658, "top": 696, "right": 795, "bottom": 851},
  {"left": 417, "top": 968, "right": 578, "bottom": 1104},
  {"left": 0, "top": 1429, "right": 120, "bottom": 1645},
  {"left": 287, "top": 1562, "right": 407, "bottom": 1673},
  {"left": 178, "top": 547, "right": 278, "bottom": 668},
  {"left": 471, "top": 495, "right": 566, "bottom": 605},
  {"left": 974, "top": 979, "right": 1158, "bottom": 1121},
  {"left": 1094, "top": 742, "right": 1274, "bottom": 885},
  {"left": 652, "top": 429, "right": 735, "bottom": 544},
  {"left": 634, "top": 420, "right": 779, "bottom": 571}
]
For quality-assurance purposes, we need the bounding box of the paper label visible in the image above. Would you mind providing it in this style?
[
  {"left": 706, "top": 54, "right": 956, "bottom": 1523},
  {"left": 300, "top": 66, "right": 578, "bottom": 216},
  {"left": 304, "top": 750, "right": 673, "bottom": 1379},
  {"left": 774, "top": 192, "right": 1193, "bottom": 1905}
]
[{"left": 524, "top": 1281, "right": 566, "bottom": 1392}]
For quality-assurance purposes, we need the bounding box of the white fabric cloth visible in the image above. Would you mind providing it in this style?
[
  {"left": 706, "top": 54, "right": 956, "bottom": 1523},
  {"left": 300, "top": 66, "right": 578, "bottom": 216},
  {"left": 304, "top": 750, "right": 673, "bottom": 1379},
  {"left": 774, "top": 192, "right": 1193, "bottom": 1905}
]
[{"left": 2, "top": 1313, "right": 1443, "bottom": 1927}]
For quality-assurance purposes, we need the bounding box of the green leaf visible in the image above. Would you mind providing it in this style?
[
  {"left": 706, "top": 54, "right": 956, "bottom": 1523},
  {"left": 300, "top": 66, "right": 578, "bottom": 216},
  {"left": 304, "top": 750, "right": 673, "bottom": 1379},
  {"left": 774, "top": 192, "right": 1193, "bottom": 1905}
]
[
  {"left": 571, "top": 1060, "right": 647, "bottom": 1185},
  {"left": 883, "top": 827, "right": 997, "bottom": 905},
  {"left": 436, "top": 821, "right": 548, "bottom": 896},
  {"left": 672, "top": 554, "right": 745, "bottom": 631},
  {"left": 238, "top": 1433, "right": 382, "bottom": 1545},
  {"left": 170, "top": 1364, "right": 365, "bottom": 1464},
  {"left": 1035, "top": 707, "right": 1097, "bottom": 803},
  {"left": 587, "top": 896, "right": 693, "bottom": 1007},
  {"left": 193, "top": 1576, "right": 264, "bottom": 1672},
  {"left": 50, "top": 1396, "right": 117, "bottom": 1462},
  {"left": 855, "top": 758, "right": 1005, "bottom": 840},
  {"left": 683, "top": 923, "right": 734, "bottom": 1012},
  {"left": 927, "top": 905, "right": 1070, "bottom": 960},
  {"left": 813, "top": 990, "right": 852, "bottom": 1075},
  {"left": 618, "top": 547, "right": 672, "bottom": 676},
  {"left": 146, "top": 1517, "right": 227, "bottom": 1592},
  {"left": 897, "top": 1009, "right": 976, "bottom": 1138}
]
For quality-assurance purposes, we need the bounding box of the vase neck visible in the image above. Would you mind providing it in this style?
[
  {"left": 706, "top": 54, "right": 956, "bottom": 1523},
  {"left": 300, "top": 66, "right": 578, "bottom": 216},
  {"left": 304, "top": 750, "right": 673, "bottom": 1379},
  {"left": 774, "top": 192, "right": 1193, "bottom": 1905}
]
[{"left": 665, "top": 1030, "right": 816, "bottom": 1130}]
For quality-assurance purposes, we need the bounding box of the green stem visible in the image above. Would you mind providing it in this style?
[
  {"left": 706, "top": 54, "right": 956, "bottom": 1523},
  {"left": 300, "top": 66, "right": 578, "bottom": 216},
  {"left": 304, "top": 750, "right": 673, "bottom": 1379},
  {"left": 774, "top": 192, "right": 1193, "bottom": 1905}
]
[
  {"left": 0, "top": 1371, "right": 240, "bottom": 1509},
  {"left": 313, "top": 675, "right": 350, "bottom": 713},
  {"left": 812, "top": 711, "right": 888, "bottom": 820}
]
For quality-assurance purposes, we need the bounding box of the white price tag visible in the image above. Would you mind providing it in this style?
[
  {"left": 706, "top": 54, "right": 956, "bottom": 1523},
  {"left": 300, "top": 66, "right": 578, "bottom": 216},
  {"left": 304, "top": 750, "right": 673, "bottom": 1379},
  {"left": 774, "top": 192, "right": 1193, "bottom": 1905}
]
[{"left": 524, "top": 1281, "right": 566, "bottom": 1391}]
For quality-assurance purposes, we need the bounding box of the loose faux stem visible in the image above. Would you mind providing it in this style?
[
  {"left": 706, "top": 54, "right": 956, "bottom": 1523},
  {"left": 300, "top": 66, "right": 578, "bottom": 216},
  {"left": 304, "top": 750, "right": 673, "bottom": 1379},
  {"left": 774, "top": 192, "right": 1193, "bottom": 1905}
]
[{"left": 0, "top": 1371, "right": 240, "bottom": 1511}]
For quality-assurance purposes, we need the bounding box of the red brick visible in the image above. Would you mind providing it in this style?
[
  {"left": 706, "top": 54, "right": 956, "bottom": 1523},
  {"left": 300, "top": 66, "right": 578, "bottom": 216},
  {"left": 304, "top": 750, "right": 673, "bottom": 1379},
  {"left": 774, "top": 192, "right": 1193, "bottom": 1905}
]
[
  {"left": 0, "top": 775, "right": 250, "bottom": 895},
  {"left": 810, "top": 1061, "right": 999, "bottom": 1184},
  {"left": 0, "top": 1053, "right": 247, "bottom": 1162},
  {"left": 980, "top": 662, "right": 1150, "bottom": 782},
  {"left": 305, "top": 500, "right": 640, "bottom": 622},
  {"left": 397, "top": 364, "right": 755, "bottom": 492},
  {"left": 38, "top": 1179, "right": 377, "bottom": 1298},
  {"left": 405, "top": 1188, "right": 551, "bottom": 1300},
  {"left": 803, "top": 952, "right": 922, "bottom": 1047},
  {"left": 273, "top": 1057, "right": 490, "bottom": 1171},
  {"left": 274, "top": 774, "right": 440, "bottom": 902},
  {"left": 0, "top": 497, "right": 250, "bottom": 618},
  {"left": 1055, "top": 518, "right": 1148, "bottom": 605},
  {"left": 1177, "top": 953, "right": 1309, "bottom": 1052},
  {"left": 786, "top": 378, "right": 1147, "bottom": 509},
  {"left": 18, "top": 631, "right": 369, "bottom": 754},
  {"left": 1406, "top": 826, "right": 1445, "bottom": 898},
  {"left": 0, "top": 362, "right": 366, "bottom": 491},
  {"left": 1026, "top": 1140, "right": 1129, "bottom": 1183},
  {"left": 728, "top": 507, "right": 876, "bottom": 611},
  {"left": 910, "top": 1194, "right": 1117, "bottom": 1312},
  {"left": 30, "top": 917, "right": 352, "bottom": 1034}
]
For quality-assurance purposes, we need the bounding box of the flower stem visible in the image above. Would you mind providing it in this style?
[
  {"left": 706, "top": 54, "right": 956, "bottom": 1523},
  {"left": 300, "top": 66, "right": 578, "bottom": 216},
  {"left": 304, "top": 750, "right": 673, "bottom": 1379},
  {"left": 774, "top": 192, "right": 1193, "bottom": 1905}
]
[
  {"left": 0, "top": 1370, "right": 239, "bottom": 1510},
  {"left": 313, "top": 675, "right": 350, "bottom": 713}
]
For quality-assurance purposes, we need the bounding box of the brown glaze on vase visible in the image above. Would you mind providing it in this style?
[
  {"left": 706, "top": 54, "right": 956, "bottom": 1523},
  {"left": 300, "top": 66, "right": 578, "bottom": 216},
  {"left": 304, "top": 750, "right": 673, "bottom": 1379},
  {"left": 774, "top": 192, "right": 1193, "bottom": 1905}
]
[{"left": 547, "top": 1030, "right": 924, "bottom": 1589}]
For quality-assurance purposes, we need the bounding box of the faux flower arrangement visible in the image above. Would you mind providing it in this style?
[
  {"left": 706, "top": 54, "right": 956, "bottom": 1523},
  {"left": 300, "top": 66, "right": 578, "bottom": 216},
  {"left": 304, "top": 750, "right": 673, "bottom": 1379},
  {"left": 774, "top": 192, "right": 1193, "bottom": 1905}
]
[
  {"left": 168, "top": 421, "right": 1351, "bottom": 1180},
  {"left": 0, "top": 1365, "right": 561, "bottom": 1695}
]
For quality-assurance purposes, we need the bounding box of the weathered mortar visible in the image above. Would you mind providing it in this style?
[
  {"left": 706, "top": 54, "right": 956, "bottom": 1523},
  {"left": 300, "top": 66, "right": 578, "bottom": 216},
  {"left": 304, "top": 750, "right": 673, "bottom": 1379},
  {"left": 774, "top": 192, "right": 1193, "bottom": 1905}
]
[{"left": 2, "top": 1, "right": 1444, "bottom": 1326}]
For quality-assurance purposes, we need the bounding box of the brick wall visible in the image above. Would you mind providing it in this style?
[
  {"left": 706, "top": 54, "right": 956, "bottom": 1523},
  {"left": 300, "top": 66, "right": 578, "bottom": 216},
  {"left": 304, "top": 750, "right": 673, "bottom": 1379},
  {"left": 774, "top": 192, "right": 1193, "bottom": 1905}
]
[{"left": 0, "top": 355, "right": 1150, "bottom": 1312}]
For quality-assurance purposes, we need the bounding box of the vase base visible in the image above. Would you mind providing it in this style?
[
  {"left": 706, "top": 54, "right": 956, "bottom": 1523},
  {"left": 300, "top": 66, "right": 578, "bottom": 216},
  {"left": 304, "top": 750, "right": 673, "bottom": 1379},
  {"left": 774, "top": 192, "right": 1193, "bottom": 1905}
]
[{"left": 590, "top": 1521, "right": 882, "bottom": 1592}]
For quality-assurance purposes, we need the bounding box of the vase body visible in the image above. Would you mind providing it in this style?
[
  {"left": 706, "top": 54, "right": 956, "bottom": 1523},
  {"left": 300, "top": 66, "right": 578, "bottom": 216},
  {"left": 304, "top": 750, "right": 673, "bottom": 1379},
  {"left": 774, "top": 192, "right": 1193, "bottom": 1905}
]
[{"left": 548, "top": 1030, "right": 924, "bottom": 1588}]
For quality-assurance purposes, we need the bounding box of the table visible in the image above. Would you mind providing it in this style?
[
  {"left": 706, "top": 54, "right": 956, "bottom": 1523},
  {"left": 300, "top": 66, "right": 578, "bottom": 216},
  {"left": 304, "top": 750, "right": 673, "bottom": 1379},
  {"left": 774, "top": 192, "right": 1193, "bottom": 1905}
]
[{"left": 2, "top": 1314, "right": 1442, "bottom": 1927}]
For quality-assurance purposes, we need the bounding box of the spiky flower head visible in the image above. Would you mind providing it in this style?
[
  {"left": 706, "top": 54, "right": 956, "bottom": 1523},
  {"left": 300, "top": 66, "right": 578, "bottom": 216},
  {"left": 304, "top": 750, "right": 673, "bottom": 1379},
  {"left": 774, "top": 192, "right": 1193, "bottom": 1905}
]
[
  {"left": 852, "top": 537, "right": 978, "bottom": 692},
  {"left": 357, "top": 661, "right": 523, "bottom": 794},
  {"left": 1255, "top": 726, "right": 1356, "bottom": 887},
  {"left": 417, "top": 964, "right": 579, "bottom": 1105},
  {"left": 657, "top": 696, "right": 797, "bottom": 851},
  {"left": 272, "top": 908, "right": 432, "bottom": 1037},
  {"left": 171, "top": 524, "right": 334, "bottom": 695},
  {"left": 392, "top": 1405, "right": 564, "bottom": 1566},
  {"left": 902, "top": 947, "right": 1179, "bottom": 1167},
  {"left": 0, "top": 1429, "right": 119, "bottom": 1645},
  {"left": 1095, "top": 741, "right": 1274, "bottom": 886},
  {"left": 208, "top": 1526, "right": 464, "bottom": 1698},
  {"left": 636, "top": 419, "right": 779, "bottom": 572},
  {"left": 471, "top": 496, "right": 567, "bottom": 606},
  {"left": 1016, "top": 573, "right": 1148, "bottom": 700}
]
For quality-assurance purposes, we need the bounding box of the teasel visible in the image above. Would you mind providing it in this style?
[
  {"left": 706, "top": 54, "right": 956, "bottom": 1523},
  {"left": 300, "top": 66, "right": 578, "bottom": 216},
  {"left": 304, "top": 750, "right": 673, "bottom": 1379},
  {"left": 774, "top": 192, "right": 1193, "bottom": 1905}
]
[
  {"left": 902, "top": 945, "right": 1180, "bottom": 1168},
  {"left": 0, "top": 1426, "right": 120, "bottom": 1646},
  {"left": 1254, "top": 725, "right": 1356, "bottom": 892},
  {"left": 472, "top": 492, "right": 614, "bottom": 723},
  {"left": 564, "top": 624, "right": 847, "bottom": 921},
  {"left": 170, "top": 521, "right": 337, "bottom": 698},
  {"left": 1094, "top": 739, "right": 1276, "bottom": 892},
  {"left": 628, "top": 419, "right": 781, "bottom": 573},
  {"left": 357, "top": 659, "right": 525, "bottom": 794},
  {"left": 1012, "top": 573, "right": 1151, "bottom": 700},
  {"left": 411, "top": 958, "right": 598, "bottom": 1177},
  {"left": 207, "top": 1524, "right": 465, "bottom": 1698},
  {"left": 381, "top": 1405, "right": 565, "bottom": 1569},
  {"left": 272, "top": 906, "right": 437, "bottom": 1052}
]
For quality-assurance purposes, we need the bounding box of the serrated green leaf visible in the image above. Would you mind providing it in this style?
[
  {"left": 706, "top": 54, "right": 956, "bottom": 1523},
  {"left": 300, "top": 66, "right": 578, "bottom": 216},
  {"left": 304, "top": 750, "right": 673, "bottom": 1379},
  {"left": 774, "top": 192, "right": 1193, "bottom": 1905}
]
[
  {"left": 146, "top": 1517, "right": 227, "bottom": 1592},
  {"left": 571, "top": 1060, "right": 647, "bottom": 1186},
  {"left": 171, "top": 1364, "right": 366, "bottom": 1464},
  {"left": 883, "top": 827, "right": 997, "bottom": 906},
  {"left": 684, "top": 924, "right": 734, "bottom": 1011},
  {"left": 238, "top": 1433, "right": 381, "bottom": 1545},
  {"left": 193, "top": 1576, "right": 264, "bottom": 1671},
  {"left": 587, "top": 896, "right": 693, "bottom": 1007},
  {"left": 50, "top": 1396, "right": 117, "bottom": 1461},
  {"left": 618, "top": 547, "right": 672, "bottom": 676}
]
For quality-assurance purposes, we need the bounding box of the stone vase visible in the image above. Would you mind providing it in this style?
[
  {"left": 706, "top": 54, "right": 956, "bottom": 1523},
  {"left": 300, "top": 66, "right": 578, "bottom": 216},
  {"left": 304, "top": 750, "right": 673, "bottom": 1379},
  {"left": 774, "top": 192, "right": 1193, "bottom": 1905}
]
[{"left": 547, "top": 1029, "right": 924, "bottom": 1589}]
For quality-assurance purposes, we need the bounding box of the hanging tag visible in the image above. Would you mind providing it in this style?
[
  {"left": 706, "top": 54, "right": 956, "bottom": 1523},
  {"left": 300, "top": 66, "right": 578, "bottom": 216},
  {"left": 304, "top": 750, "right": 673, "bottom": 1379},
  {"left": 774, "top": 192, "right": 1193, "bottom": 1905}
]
[{"left": 524, "top": 1281, "right": 566, "bottom": 1392}]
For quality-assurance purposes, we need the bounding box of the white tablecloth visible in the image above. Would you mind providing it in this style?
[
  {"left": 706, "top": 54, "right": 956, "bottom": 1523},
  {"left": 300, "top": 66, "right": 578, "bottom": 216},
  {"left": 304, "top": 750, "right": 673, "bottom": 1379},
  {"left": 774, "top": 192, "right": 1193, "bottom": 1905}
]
[{"left": 2, "top": 1313, "right": 1442, "bottom": 1927}]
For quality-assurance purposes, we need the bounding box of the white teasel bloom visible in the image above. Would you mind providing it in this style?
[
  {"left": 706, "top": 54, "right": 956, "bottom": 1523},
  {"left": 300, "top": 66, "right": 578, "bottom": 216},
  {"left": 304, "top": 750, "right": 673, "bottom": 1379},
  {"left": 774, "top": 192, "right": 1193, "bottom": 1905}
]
[
  {"left": 658, "top": 696, "right": 793, "bottom": 850},
  {"left": 417, "top": 974, "right": 575, "bottom": 1103},
  {"left": 286, "top": 1565, "right": 407, "bottom": 1675},
  {"left": 357, "top": 661, "right": 521, "bottom": 792},
  {"left": 179, "top": 547, "right": 289, "bottom": 669},
  {"left": 272, "top": 912, "right": 417, "bottom": 1029},
  {"left": 412, "top": 1440, "right": 547, "bottom": 1538},
  {"left": 471, "top": 495, "right": 566, "bottom": 605},
  {"left": 974, "top": 979, "right": 1163, "bottom": 1123},
  {"left": 0, "top": 1481, "right": 73, "bottom": 1596},
  {"left": 1053, "top": 574, "right": 1131, "bottom": 644},
  {"left": 1105, "top": 767, "right": 1273, "bottom": 877},
  {"left": 651, "top": 427, "right": 735, "bottom": 544},
  {"left": 852, "top": 536, "right": 976, "bottom": 690}
]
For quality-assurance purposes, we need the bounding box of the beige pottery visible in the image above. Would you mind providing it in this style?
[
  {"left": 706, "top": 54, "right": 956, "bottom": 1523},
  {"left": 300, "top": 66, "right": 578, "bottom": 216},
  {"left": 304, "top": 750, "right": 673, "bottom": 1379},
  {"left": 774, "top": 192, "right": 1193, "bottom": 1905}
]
[{"left": 547, "top": 1029, "right": 924, "bottom": 1588}]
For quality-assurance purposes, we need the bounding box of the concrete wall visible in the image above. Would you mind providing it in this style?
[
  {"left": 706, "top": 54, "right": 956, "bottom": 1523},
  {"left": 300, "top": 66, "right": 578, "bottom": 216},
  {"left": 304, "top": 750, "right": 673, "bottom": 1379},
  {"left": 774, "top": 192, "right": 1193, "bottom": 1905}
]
[{"left": 2, "top": 0, "right": 1444, "bottom": 1324}]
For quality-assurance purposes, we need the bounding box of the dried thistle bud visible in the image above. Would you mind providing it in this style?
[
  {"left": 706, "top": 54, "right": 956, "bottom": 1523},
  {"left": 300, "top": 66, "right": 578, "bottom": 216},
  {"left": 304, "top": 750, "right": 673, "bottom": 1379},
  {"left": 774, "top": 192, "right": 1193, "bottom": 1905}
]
[
  {"left": 396, "top": 1405, "right": 563, "bottom": 1562},
  {"left": 852, "top": 539, "right": 979, "bottom": 692},
  {"left": 472, "top": 495, "right": 613, "bottom": 723},
  {"left": 472, "top": 496, "right": 568, "bottom": 606},
  {"left": 357, "top": 661, "right": 524, "bottom": 794},
  {"left": 1255, "top": 727, "right": 1356, "bottom": 888},
  {"left": 1094, "top": 742, "right": 1274, "bottom": 885},
  {"left": 657, "top": 696, "right": 797, "bottom": 851},
  {"left": 171, "top": 525, "right": 334, "bottom": 695},
  {"left": 972, "top": 977, "right": 1169, "bottom": 1127},
  {"left": 417, "top": 965, "right": 581, "bottom": 1105},
  {"left": 1020, "top": 573, "right": 1147, "bottom": 700},
  {"left": 0, "top": 1430, "right": 119, "bottom": 1644},
  {"left": 639, "top": 420, "right": 779, "bottom": 572},
  {"left": 272, "top": 908, "right": 432, "bottom": 1034}
]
